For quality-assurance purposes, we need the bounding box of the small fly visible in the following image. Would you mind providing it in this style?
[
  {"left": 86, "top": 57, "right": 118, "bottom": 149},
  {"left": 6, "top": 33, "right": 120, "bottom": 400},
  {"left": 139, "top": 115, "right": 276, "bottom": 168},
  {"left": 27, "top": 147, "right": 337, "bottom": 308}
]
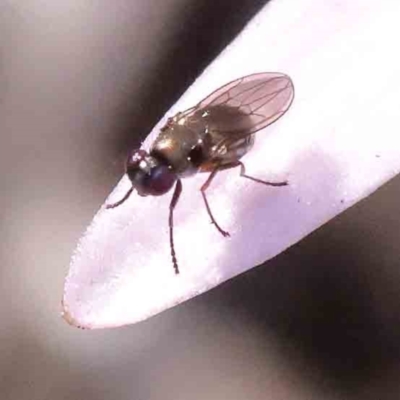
[{"left": 107, "top": 72, "right": 295, "bottom": 274}]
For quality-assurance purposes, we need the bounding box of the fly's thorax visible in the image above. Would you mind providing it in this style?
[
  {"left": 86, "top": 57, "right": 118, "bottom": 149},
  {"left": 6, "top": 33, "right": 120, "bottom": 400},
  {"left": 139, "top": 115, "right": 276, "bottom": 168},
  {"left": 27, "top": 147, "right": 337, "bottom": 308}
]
[
  {"left": 151, "top": 118, "right": 211, "bottom": 177},
  {"left": 213, "top": 134, "right": 255, "bottom": 163}
]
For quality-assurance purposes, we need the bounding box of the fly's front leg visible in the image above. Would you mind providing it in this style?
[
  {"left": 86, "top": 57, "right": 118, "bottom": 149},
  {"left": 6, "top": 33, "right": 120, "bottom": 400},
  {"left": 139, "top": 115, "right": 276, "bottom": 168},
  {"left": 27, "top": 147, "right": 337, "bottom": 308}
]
[
  {"left": 169, "top": 179, "right": 183, "bottom": 274},
  {"left": 106, "top": 187, "right": 134, "bottom": 209}
]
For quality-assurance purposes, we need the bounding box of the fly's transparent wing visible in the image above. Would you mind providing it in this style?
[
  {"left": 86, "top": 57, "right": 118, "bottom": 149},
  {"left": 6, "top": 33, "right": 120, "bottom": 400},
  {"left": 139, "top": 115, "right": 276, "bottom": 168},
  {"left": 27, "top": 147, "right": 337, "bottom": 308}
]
[{"left": 180, "top": 72, "right": 294, "bottom": 137}]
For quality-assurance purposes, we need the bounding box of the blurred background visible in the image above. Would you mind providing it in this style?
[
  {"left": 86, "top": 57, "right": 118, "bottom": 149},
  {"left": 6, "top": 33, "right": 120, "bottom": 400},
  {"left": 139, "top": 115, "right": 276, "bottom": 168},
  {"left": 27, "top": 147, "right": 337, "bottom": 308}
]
[{"left": 1, "top": 1, "right": 399, "bottom": 399}]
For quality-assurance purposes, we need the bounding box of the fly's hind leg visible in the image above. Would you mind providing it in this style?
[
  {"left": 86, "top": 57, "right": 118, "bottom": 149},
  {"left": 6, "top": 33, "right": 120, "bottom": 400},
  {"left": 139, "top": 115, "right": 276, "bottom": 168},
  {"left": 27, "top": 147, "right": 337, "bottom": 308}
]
[
  {"left": 237, "top": 161, "right": 288, "bottom": 187},
  {"left": 201, "top": 161, "right": 287, "bottom": 238}
]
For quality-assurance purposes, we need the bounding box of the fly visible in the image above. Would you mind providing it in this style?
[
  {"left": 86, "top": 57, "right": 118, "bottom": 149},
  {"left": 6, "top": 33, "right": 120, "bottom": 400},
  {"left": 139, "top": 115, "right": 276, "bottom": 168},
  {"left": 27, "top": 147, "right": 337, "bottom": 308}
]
[{"left": 106, "top": 72, "right": 295, "bottom": 274}]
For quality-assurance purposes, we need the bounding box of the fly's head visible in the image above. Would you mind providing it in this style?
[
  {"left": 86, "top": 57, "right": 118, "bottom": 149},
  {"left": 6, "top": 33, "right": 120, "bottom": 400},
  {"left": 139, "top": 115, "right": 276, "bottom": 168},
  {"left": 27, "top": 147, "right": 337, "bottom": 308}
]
[{"left": 126, "top": 149, "right": 177, "bottom": 197}]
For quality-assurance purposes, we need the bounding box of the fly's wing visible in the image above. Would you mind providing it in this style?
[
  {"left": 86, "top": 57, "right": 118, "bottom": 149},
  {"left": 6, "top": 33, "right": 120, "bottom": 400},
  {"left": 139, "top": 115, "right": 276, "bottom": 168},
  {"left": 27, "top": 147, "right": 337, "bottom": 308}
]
[{"left": 179, "top": 72, "right": 294, "bottom": 138}]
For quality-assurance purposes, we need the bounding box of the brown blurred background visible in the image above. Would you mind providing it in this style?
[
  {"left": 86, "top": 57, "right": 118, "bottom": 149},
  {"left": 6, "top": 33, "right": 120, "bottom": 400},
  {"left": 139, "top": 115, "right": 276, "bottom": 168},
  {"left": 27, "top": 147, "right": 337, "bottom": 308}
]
[{"left": 1, "top": 1, "right": 399, "bottom": 399}]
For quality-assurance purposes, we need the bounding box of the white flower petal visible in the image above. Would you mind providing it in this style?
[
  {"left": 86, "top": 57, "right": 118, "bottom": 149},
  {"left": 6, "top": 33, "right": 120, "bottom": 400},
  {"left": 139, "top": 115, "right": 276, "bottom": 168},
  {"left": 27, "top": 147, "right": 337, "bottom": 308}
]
[{"left": 63, "top": 0, "right": 400, "bottom": 328}]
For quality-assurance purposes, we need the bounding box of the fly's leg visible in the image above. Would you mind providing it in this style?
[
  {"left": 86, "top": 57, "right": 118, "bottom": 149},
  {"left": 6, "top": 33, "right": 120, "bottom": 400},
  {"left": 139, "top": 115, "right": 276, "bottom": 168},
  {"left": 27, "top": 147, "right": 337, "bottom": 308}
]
[
  {"left": 169, "top": 179, "right": 183, "bottom": 274},
  {"left": 237, "top": 161, "right": 288, "bottom": 187},
  {"left": 201, "top": 166, "right": 231, "bottom": 237},
  {"left": 201, "top": 161, "right": 287, "bottom": 238},
  {"left": 106, "top": 187, "right": 134, "bottom": 209}
]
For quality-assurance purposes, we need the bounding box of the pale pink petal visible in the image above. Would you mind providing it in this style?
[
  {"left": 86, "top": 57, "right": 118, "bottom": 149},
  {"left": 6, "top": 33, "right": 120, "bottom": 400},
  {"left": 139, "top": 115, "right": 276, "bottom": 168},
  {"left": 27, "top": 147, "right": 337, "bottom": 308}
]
[{"left": 63, "top": 0, "right": 400, "bottom": 328}]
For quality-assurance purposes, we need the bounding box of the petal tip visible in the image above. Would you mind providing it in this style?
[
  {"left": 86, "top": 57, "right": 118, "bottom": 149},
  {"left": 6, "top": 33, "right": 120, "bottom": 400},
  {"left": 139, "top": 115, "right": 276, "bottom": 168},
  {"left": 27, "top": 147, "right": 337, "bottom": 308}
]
[{"left": 61, "top": 299, "right": 90, "bottom": 330}]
